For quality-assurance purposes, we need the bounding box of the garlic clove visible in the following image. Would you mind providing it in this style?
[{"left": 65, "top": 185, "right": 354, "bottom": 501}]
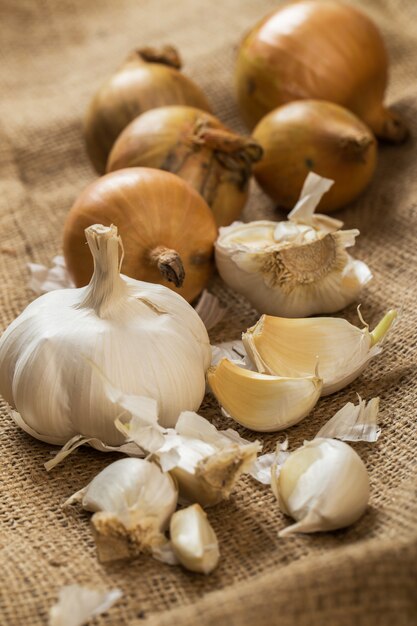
[
  {"left": 273, "top": 438, "right": 370, "bottom": 535},
  {"left": 170, "top": 504, "right": 220, "bottom": 574},
  {"left": 243, "top": 310, "right": 397, "bottom": 396},
  {"left": 65, "top": 458, "right": 177, "bottom": 554},
  {"left": 315, "top": 396, "right": 380, "bottom": 442},
  {"left": 207, "top": 358, "right": 322, "bottom": 432}
]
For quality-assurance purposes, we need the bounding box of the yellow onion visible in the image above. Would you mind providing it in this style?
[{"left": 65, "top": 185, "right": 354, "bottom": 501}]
[
  {"left": 252, "top": 100, "right": 377, "bottom": 212},
  {"left": 85, "top": 46, "right": 211, "bottom": 173},
  {"left": 236, "top": 1, "right": 408, "bottom": 142},
  {"left": 107, "top": 106, "right": 263, "bottom": 227},
  {"left": 63, "top": 168, "right": 217, "bottom": 302}
]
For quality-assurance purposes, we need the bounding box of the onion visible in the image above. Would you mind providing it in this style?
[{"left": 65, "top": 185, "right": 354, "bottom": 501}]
[
  {"left": 252, "top": 100, "right": 377, "bottom": 212},
  {"left": 85, "top": 46, "right": 211, "bottom": 174},
  {"left": 107, "top": 106, "right": 263, "bottom": 227},
  {"left": 63, "top": 168, "right": 217, "bottom": 302},
  {"left": 235, "top": 1, "right": 408, "bottom": 142}
]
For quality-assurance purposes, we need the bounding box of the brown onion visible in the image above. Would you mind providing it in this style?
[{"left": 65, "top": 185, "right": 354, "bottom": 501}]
[
  {"left": 107, "top": 106, "right": 263, "bottom": 227},
  {"left": 63, "top": 168, "right": 217, "bottom": 302},
  {"left": 252, "top": 100, "right": 377, "bottom": 213},
  {"left": 85, "top": 46, "right": 211, "bottom": 174},
  {"left": 236, "top": 1, "right": 408, "bottom": 142}
]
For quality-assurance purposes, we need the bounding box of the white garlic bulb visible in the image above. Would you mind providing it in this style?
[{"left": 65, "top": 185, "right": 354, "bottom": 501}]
[
  {"left": 0, "top": 224, "right": 211, "bottom": 446},
  {"left": 215, "top": 173, "right": 371, "bottom": 317},
  {"left": 65, "top": 457, "right": 177, "bottom": 550},
  {"left": 243, "top": 310, "right": 397, "bottom": 395},
  {"left": 273, "top": 438, "right": 370, "bottom": 535}
]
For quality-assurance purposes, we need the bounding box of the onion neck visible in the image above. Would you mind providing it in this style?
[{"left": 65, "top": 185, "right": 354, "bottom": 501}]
[
  {"left": 365, "top": 106, "right": 409, "bottom": 144},
  {"left": 78, "top": 224, "right": 127, "bottom": 318},
  {"left": 128, "top": 45, "right": 182, "bottom": 69},
  {"left": 149, "top": 246, "right": 185, "bottom": 288},
  {"left": 191, "top": 121, "right": 263, "bottom": 168}
]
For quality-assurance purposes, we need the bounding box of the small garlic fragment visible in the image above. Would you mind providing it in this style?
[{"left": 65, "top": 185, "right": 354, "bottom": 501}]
[
  {"left": 243, "top": 310, "right": 397, "bottom": 395},
  {"left": 249, "top": 439, "right": 289, "bottom": 485},
  {"left": 273, "top": 438, "right": 370, "bottom": 535},
  {"left": 49, "top": 584, "right": 122, "bottom": 626},
  {"left": 207, "top": 358, "right": 322, "bottom": 431},
  {"left": 65, "top": 458, "right": 177, "bottom": 553},
  {"left": 170, "top": 504, "right": 220, "bottom": 574}
]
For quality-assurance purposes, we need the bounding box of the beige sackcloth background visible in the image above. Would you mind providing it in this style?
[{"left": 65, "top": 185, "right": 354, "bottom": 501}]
[{"left": 0, "top": 0, "right": 416, "bottom": 624}]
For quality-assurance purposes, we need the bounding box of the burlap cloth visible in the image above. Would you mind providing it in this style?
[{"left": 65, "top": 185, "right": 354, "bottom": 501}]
[{"left": 1, "top": 0, "right": 416, "bottom": 624}]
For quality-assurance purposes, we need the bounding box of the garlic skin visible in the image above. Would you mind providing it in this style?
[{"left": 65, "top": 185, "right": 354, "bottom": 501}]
[
  {"left": 0, "top": 225, "right": 211, "bottom": 446},
  {"left": 273, "top": 438, "right": 370, "bottom": 535},
  {"left": 243, "top": 310, "right": 397, "bottom": 396},
  {"left": 49, "top": 585, "right": 122, "bottom": 626},
  {"left": 215, "top": 172, "right": 371, "bottom": 317},
  {"left": 170, "top": 504, "right": 220, "bottom": 574},
  {"left": 117, "top": 403, "right": 261, "bottom": 507},
  {"left": 207, "top": 358, "right": 322, "bottom": 432},
  {"left": 315, "top": 396, "right": 381, "bottom": 442},
  {"left": 66, "top": 458, "right": 177, "bottom": 549}
]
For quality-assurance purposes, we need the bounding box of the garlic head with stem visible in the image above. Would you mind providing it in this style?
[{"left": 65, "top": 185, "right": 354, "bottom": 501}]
[{"left": 0, "top": 224, "right": 211, "bottom": 450}]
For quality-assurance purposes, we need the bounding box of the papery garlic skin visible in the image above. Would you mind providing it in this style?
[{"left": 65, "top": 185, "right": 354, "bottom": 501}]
[
  {"left": 207, "top": 358, "right": 322, "bottom": 432},
  {"left": 170, "top": 504, "right": 220, "bottom": 574},
  {"left": 274, "top": 438, "right": 369, "bottom": 535},
  {"left": 68, "top": 457, "right": 177, "bottom": 548},
  {"left": 243, "top": 311, "right": 396, "bottom": 396},
  {"left": 0, "top": 225, "right": 211, "bottom": 446},
  {"left": 49, "top": 585, "right": 122, "bottom": 626}
]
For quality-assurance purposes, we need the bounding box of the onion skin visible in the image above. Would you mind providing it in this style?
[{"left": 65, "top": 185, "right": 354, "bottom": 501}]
[
  {"left": 63, "top": 168, "right": 217, "bottom": 302},
  {"left": 236, "top": 0, "right": 408, "bottom": 142},
  {"left": 85, "top": 46, "right": 212, "bottom": 174},
  {"left": 107, "top": 106, "right": 263, "bottom": 227},
  {"left": 252, "top": 100, "right": 377, "bottom": 213}
]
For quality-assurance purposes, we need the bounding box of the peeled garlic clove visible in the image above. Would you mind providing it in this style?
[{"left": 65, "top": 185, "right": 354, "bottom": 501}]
[
  {"left": 274, "top": 438, "right": 370, "bottom": 535},
  {"left": 207, "top": 358, "right": 322, "bottom": 432},
  {"left": 66, "top": 458, "right": 177, "bottom": 552},
  {"left": 170, "top": 504, "right": 220, "bottom": 574},
  {"left": 243, "top": 310, "right": 397, "bottom": 396}
]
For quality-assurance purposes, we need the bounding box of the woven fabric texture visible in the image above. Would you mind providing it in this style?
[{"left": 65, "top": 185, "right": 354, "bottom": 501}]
[{"left": 0, "top": 0, "right": 416, "bottom": 624}]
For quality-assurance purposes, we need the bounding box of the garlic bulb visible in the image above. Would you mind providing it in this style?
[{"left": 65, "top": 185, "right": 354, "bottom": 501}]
[
  {"left": 272, "top": 438, "right": 370, "bottom": 535},
  {"left": 65, "top": 458, "right": 177, "bottom": 551},
  {"left": 0, "top": 224, "right": 211, "bottom": 448},
  {"left": 207, "top": 358, "right": 322, "bottom": 432},
  {"left": 243, "top": 310, "right": 397, "bottom": 395},
  {"left": 215, "top": 172, "right": 371, "bottom": 317},
  {"left": 170, "top": 504, "right": 220, "bottom": 574}
]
